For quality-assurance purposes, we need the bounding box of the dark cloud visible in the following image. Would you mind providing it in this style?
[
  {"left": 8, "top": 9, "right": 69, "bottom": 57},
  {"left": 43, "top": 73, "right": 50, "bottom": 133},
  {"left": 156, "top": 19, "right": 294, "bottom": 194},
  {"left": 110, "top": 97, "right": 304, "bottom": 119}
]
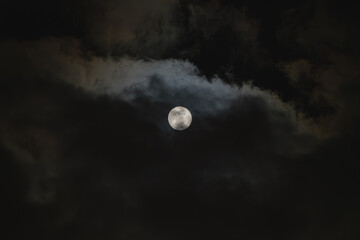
[
  {"left": 0, "top": 73, "right": 317, "bottom": 239},
  {"left": 278, "top": 0, "right": 360, "bottom": 134},
  {"left": 1, "top": 0, "right": 360, "bottom": 239}
]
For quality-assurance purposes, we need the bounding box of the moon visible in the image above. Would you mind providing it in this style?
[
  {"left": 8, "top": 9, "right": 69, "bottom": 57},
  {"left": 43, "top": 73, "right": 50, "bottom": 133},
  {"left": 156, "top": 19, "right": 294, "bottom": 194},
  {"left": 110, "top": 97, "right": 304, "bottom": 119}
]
[{"left": 168, "top": 106, "right": 192, "bottom": 130}]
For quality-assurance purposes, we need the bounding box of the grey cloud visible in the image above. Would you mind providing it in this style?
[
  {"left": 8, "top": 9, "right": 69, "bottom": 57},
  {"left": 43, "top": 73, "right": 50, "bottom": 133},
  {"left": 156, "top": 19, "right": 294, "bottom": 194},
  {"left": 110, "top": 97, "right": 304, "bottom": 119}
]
[
  {"left": 280, "top": 59, "right": 313, "bottom": 84},
  {"left": 84, "top": 57, "right": 318, "bottom": 141},
  {"left": 0, "top": 38, "right": 309, "bottom": 126},
  {"left": 82, "top": 0, "right": 182, "bottom": 56},
  {"left": 188, "top": 4, "right": 259, "bottom": 46},
  {"left": 278, "top": 1, "right": 360, "bottom": 135}
]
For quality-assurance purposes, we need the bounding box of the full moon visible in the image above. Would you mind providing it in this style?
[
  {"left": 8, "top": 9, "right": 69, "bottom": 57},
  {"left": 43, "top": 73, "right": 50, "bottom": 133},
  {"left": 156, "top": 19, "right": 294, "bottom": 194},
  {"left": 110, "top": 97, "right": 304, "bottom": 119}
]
[{"left": 168, "top": 106, "right": 192, "bottom": 130}]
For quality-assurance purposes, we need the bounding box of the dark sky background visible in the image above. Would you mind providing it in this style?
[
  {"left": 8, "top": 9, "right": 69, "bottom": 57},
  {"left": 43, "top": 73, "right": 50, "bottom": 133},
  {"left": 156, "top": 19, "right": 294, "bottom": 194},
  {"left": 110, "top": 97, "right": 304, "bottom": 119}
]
[{"left": 1, "top": 0, "right": 360, "bottom": 239}]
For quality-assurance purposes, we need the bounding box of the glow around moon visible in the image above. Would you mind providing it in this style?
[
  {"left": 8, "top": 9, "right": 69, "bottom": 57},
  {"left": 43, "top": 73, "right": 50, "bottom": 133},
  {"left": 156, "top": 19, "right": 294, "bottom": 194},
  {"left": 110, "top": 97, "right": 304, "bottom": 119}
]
[{"left": 168, "top": 106, "right": 192, "bottom": 130}]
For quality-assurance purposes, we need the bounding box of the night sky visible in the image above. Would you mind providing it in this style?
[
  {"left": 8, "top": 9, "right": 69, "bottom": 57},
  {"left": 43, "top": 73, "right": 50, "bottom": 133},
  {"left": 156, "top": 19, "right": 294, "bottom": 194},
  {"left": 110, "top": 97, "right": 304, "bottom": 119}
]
[{"left": 1, "top": 0, "right": 360, "bottom": 239}]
